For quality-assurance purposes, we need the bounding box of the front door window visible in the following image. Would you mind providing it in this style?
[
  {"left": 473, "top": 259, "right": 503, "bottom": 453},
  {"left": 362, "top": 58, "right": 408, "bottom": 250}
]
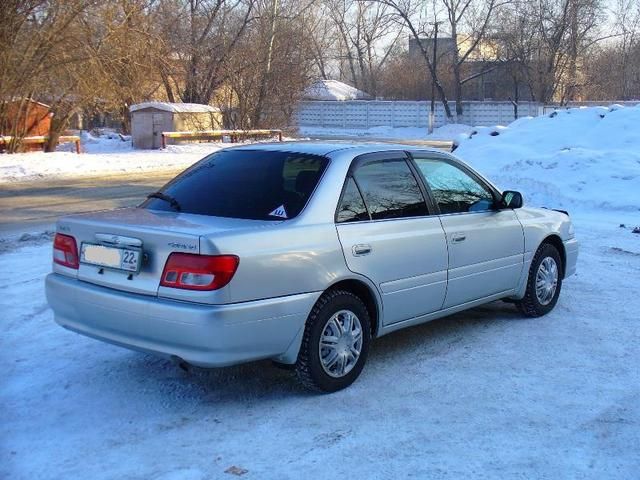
[{"left": 413, "top": 158, "right": 495, "bottom": 214}]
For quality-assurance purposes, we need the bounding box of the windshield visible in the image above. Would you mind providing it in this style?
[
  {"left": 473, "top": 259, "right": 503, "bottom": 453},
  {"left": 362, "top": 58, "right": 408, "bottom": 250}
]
[{"left": 141, "top": 149, "right": 329, "bottom": 220}]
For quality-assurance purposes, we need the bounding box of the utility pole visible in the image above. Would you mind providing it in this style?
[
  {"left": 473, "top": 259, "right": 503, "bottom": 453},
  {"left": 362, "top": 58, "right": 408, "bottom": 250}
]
[{"left": 428, "top": 21, "right": 441, "bottom": 135}]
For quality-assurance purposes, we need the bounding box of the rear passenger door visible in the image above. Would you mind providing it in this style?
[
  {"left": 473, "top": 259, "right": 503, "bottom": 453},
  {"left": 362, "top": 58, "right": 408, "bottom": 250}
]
[
  {"left": 335, "top": 151, "right": 448, "bottom": 326},
  {"left": 410, "top": 155, "right": 525, "bottom": 308}
]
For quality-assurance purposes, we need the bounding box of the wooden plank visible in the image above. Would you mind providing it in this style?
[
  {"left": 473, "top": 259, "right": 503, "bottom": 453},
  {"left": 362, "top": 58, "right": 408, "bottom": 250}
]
[
  {"left": 160, "top": 129, "right": 282, "bottom": 148},
  {"left": 0, "top": 135, "right": 81, "bottom": 153}
]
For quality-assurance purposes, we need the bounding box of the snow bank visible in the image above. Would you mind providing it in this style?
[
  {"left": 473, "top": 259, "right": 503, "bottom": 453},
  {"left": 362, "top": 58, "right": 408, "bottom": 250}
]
[{"left": 455, "top": 105, "right": 640, "bottom": 211}]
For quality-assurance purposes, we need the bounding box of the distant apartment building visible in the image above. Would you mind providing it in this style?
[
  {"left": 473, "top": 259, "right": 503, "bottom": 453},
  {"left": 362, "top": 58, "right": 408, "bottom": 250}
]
[{"left": 408, "top": 36, "right": 532, "bottom": 102}]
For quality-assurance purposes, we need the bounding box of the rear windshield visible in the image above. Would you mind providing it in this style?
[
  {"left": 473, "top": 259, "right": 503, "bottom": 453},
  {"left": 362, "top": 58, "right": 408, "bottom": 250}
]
[{"left": 142, "top": 149, "right": 329, "bottom": 220}]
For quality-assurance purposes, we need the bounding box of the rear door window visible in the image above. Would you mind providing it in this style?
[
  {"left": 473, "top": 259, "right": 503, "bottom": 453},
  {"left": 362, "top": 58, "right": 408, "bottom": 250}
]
[
  {"left": 142, "top": 150, "right": 328, "bottom": 220},
  {"left": 352, "top": 159, "right": 428, "bottom": 220},
  {"left": 336, "top": 177, "right": 369, "bottom": 223}
]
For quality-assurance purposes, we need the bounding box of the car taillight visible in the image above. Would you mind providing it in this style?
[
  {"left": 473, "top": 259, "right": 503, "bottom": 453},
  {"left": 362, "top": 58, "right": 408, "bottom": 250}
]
[
  {"left": 160, "top": 253, "right": 239, "bottom": 291},
  {"left": 53, "top": 233, "right": 79, "bottom": 269}
]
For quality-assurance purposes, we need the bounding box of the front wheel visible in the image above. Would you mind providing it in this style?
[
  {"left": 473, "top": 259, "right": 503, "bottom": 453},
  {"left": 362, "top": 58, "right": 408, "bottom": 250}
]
[
  {"left": 295, "top": 290, "right": 371, "bottom": 393},
  {"left": 516, "top": 243, "right": 563, "bottom": 317}
]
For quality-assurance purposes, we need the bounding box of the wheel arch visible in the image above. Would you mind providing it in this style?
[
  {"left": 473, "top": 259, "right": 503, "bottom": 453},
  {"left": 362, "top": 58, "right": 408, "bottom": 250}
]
[
  {"left": 539, "top": 234, "right": 567, "bottom": 278},
  {"left": 326, "top": 277, "right": 382, "bottom": 338}
]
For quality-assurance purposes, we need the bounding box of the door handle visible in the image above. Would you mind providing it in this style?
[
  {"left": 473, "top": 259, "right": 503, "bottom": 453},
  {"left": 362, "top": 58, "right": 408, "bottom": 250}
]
[
  {"left": 451, "top": 233, "right": 466, "bottom": 243},
  {"left": 352, "top": 244, "right": 372, "bottom": 256}
]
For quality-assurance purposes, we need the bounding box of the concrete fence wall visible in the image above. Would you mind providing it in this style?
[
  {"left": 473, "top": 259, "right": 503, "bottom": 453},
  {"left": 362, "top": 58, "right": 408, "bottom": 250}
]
[{"left": 295, "top": 100, "right": 542, "bottom": 129}]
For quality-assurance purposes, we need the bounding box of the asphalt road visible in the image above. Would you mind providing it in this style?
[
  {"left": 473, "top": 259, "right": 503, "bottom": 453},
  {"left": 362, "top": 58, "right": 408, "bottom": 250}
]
[
  {"left": 0, "top": 170, "right": 180, "bottom": 236},
  {"left": 0, "top": 137, "right": 452, "bottom": 237}
]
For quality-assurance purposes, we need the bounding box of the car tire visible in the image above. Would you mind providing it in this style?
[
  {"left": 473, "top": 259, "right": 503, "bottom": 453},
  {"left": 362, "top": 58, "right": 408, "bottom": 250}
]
[
  {"left": 295, "top": 289, "right": 371, "bottom": 393},
  {"left": 516, "top": 242, "right": 563, "bottom": 317}
]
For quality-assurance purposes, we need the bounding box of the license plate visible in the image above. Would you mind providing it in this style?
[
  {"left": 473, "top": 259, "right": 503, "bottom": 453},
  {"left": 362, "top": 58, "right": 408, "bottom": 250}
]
[{"left": 80, "top": 243, "right": 141, "bottom": 272}]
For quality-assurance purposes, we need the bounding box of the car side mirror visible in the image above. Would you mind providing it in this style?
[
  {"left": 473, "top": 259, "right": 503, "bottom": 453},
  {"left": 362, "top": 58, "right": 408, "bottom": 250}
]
[{"left": 501, "top": 190, "right": 523, "bottom": 209}]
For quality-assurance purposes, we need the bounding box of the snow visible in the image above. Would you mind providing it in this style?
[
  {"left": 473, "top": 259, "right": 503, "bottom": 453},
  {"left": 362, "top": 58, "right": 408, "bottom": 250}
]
[
  {"left": 454, "top": 105, "right": 640, "bottom": 211},
  {"left": 2, "top": 216, "right": 639, "bottom": 479},
  {"left": 2, "top": 104, "right": 640, "bottom": 478},
  {"left": 0, "top": 132, "right": 276, "bottom": 184},
  {"left": 0, "top": 143, "right": 221, "bottom": 184},
  {"left": 300, "top": 123, "right": 474, "bottom": 141},
  {"left": 129, "top": 102, "right": 221, "bottom": 113},
  {"left": 0, "top": 123, "right": 467, "bottom": 184},
  {"left": 303, "top": 79, "right": 371, "bottom": 101}
]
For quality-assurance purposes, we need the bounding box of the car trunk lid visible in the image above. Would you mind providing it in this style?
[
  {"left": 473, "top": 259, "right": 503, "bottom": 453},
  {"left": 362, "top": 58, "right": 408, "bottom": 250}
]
[{"left": 57, "top": 207, "right": 271, "bottom": 297}]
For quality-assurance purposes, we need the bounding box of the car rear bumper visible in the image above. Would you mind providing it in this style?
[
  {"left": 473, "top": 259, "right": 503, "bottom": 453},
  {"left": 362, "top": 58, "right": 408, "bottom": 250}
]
[
  {"left": 45, "top": 273, "right": 320, "bottom": 367},
  {"left": 564, "top": 237, "right": 579, "bottom": 278}
]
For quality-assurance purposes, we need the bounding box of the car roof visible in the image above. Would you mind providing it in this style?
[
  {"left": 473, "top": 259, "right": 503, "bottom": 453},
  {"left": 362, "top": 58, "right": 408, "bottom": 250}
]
[{"left": 228, "top": 141, "right": 446, "bottom": 157}]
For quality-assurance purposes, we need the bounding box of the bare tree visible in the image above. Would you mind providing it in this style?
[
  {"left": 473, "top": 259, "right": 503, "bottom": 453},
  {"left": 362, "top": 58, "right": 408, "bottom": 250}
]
[
  {"left": 618, "top": 0, "right": 640, "bottom": 99},
  {"left": 307, "top": 2, "right": 337, "bottom": 79},
  {"left": 372, "top": 0, "right": 454, "bottom": 118},
  {"left": 3, "top": 0, "right": 628, "bottom": 149},
  {"left": 0, "top": 0, "right": 98, "bottom": 152},
  {"left": 252, "top": 0, "right": 280, "bottom": 126},
  {"left": 562, "top": 0, "right": 606, "bottom": 101},
  {"left": 440, "top": 0, "right": 508, "bottom": 116},
  {"left": 325, "top": 1, "right": 401, "bottom": 96},
  {"left": 77, "top": 0, "right": 168, "bottom": 134},
  {"left": 222, "top": 0, "right": 318, "bottom": 128},
  {"left": 155, "top": 0, "right": 256, "bottom": 105},
  {"left": 580, "top": 0, "right": 640, "bottom": 99},
  {"left": 613, "top": 0, "right": 640, "bottom": 99},
  {"left": 496, "top": 0, "right": 606, "bottom": 104}
]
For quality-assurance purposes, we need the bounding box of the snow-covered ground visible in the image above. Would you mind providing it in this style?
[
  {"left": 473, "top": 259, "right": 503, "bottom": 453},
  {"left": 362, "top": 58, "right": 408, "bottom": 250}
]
[
  {"left": 0, "top": 132, "right": 289, "bottom": 184},
  {"left": 2, "top": 106, "right": 640, "bottom": 479},
  {"left": 0, "top": 125, "right": 463, "bottom": 184},
  {"left": 2, "top": 215, "right": 639, "bottom": 479}
]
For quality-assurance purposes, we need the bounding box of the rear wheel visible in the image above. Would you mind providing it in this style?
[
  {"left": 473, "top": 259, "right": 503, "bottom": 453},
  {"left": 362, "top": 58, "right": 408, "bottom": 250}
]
[
  {"left": 516, "top": 243, "right": 563, "bottom": 317},
  {"left": 295, "top": 290, "right": 371, "bottom": 393}
]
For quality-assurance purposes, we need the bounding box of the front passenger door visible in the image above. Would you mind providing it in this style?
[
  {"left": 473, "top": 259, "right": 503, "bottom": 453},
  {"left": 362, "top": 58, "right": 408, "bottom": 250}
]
[{"left": 411, "top": 156, "right": 525, "bottom": 308}]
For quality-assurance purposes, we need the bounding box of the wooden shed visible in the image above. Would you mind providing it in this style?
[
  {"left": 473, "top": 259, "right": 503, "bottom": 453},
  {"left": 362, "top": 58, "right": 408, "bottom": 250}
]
[
  {"left": 1, "top": 99, "right": 52, "bottom": 137},
  {"left": 130, "top": 102, "right": 222, "bottom": 149}
]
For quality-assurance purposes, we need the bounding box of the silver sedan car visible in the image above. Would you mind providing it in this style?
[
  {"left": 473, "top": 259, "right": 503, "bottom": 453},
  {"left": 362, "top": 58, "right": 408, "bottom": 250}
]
[{"left": 46, "top": 143, "right": 578, "bottom": 392}]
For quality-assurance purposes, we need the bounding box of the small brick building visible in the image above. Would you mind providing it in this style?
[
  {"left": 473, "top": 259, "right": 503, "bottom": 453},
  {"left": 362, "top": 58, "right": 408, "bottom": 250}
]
[
  {"left": 0, "top": 99, "right": 53, "bottom": 152},
  {"left": 1, "top": 99, "right": 52, "bottom": 137}
]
